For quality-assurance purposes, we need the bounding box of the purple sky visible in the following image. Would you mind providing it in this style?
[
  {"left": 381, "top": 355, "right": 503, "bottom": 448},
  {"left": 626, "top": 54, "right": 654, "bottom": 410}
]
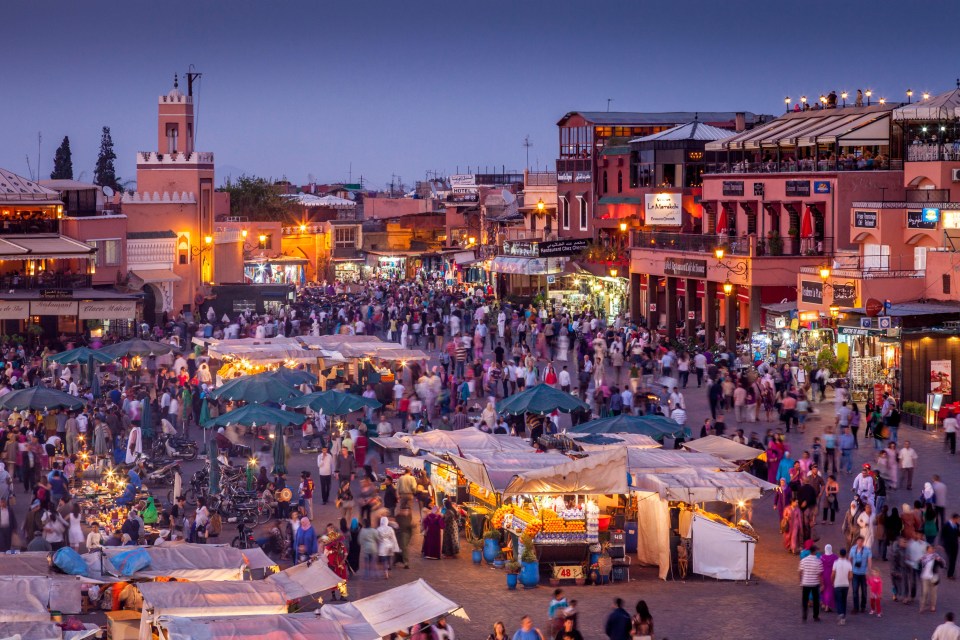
[{"left": 1, "top": 0, "right": 956, "bottom": 190}]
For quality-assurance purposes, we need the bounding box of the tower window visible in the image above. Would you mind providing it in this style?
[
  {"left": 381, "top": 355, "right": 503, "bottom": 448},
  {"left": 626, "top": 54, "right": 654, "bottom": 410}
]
[{"left": 166, "top": 124, "right": 179, "bottom": 154}]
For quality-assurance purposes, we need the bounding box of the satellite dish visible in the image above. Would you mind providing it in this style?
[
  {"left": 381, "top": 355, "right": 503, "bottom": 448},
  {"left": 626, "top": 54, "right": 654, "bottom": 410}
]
[
  {"left": 500, "top": 189, "right": 516, "bottom": 204},
  {"left": 102, "top": 186, "right": 115, "bottom": 197}
]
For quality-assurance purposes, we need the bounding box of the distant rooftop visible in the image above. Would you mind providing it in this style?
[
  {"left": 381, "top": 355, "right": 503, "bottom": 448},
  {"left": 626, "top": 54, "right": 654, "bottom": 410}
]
[
  {"left": 557, "top": 111, "right": 768, "bottom": 127},
  {"left": 631, "top": 121, "right": 734, "bottom": 143},
  {"left": 128, "top": 230, "right": 177, "bottom": 239},
  {"left": 0, "top": 168, "right": 62, "bottom": 205}
]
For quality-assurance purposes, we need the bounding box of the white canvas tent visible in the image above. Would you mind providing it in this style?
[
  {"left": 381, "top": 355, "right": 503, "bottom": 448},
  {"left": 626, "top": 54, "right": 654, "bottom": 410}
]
[
  {"left": 0, "top": 552, "right": 53, "bottom": 576},
  {"left": 626, "top": 448, "right": 735, "bottom": 473},
  {"left": 690, "top": 513, "right": 756, "bottom": 580},
  {"left": 892, "top": 88, "right": 960, "bottom": 121},
  {"left": 159, "top": 613, "right": 350, "bottom": 640},
  {"left": 566, "top": 432, "right": 660, "bottom": 450},
  {"left": 502, "top": 448, "right": 629, "bottom": 497},
  {"left": 629, "top": 467, "right": 774, "bottom": 503},
  {"left": 396, "top": 428, "right": 533, "bottom": 455},
  {"left": 0, "top": 575, "right": 83, "bottom": 619},
  {"left": 88, "top": 543, "right": 252, "bottom": 581},
  {"left": 320, "top": 580, "right": 464, "bottom": 640},
  {"left": 0, "top": 622, "right": 100, "bottom": 640},
  {"left": 447, "top": 451, "right": 569, "bottom": 494},
  {"left": 681, "top": 435, "right": 762, "bottom": 463},
  {"left": 262, "top": 558, "right": 344, "bottom": 599}
]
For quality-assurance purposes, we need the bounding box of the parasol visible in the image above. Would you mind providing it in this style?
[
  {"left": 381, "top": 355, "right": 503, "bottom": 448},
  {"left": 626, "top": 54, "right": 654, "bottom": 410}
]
[
  {"left": 0, "top": 386, "right": 84, "bottom": 411},
  {"left": 496, "top": 383, "right": 588, "bottom": 416},
  {"left": 286, "top": 389, "right": 381, "bottom": 415}
]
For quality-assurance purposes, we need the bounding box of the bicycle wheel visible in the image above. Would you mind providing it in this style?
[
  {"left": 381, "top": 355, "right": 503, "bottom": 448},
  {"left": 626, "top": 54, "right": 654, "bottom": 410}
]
[{"left": 256, "top": 501, "right": 272, "bottom": 525}]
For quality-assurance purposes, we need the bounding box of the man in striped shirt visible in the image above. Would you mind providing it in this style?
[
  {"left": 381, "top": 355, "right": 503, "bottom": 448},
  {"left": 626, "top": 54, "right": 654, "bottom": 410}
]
[{"left": 798, "top": 545, "right": 823, "bottom": 622}]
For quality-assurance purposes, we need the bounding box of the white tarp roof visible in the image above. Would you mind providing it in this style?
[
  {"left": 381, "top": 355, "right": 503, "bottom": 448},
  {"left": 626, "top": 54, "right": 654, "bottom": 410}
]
[
  {"left": 296, "top": 335, "right": 427, "bottom": 361},
  {"left": 503, "top": 448, "right": 629, "bottom": 497},
  {"left": 0, "top": 622, "right": 100, "bottom": 640},
  {"left": 320, "top": 580, "right": 463, "bottom": 640},
  {"left": 160, "top": 614, "right": 350, "bottom": 640},
  {"left": 447, "top": 451, "right": 569, "bottom": 494},
  {"left": 90, "top": 543, "right": 249, "bottom": 581},
  {"left": 629, "top": 467, "right": 775, "bottom": 503},
  {"left": 626, "top": 448, "right": 736, "bottom": 472},
  {"left": 263, "top": 558, "right": 344, "bottom": 599},
  {"left": 0, "top": 575, "right": 83, "bottom": 619},
  {"left": 682, "top": 436, "right": 762, "bottom": 462},
  {"left": 397, "top": 428, "right": 533, "bottom": 455},
  {"left": 566, "top": 433, "right": 661, "bottom": 450},
  {"left": 893, "top": 88, "right": 960, "bottom": 121},
  {"left": 0, "top": 552, "right": 53, "bottom": 576}
]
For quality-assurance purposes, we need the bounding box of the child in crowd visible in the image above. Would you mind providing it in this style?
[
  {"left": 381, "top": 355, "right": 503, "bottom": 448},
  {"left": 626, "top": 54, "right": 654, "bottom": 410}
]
[{"left": 867, "top": 568, "right": 883, "bottom": 617}]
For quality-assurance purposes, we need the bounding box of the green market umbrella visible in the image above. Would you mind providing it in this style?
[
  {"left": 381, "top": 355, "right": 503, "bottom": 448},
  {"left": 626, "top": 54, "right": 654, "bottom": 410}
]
[
  {"left": 99, "top": 339, "right": 177, "bottom": 359},
  {"left": 496, "top": 383, "right": 589, "bottom": 416},
  {"left": 47, "top": 347, "right": 115, "bottom": 366},
  {"left": 568, "top": 414, "right": 690, "bottom": 441},
  {"left": 0, "top": 386, "right": 84, "bottom": 411},
  {"left": 286, "top": 389, "right": 381, "bottom": 415},
  {"left": 208, "top": 438, "right": 220, "bottom": 496},
  {"left": 270, "top": 366, "right": 316, "bottom": 387},
  {"left": 203, "top": 403, "right": 303, "bottom": 429},
  {"left": 207, "top": 372, "right": 303, "bottom": 404},
  {"left": 271, "top": 423, "right": 286, "bottom": 475}
]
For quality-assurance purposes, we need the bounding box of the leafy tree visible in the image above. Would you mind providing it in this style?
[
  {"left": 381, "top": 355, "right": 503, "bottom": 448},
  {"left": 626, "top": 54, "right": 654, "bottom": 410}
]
[
  {"left": 220, "top": 175, "right": 297, "bottom": 221},
  {"left": 50, "top": 136, "right": 73, "bottom": 180},
  {"left": 93, "top": 126, "right": 121, "bottom": 192}
]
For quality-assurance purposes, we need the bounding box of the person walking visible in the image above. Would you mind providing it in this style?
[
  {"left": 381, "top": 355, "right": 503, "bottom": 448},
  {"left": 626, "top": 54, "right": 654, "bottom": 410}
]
[
  {"left": 832, "top": 547, "right": 852, "bottom": 625},
  {"left": 850, "top": 535, "right": 873, "bottom": 614},
  {"left": 920, "top": 544, "right": 946, "bottom": 613},
  {"left": 799, "top": 544, "right": 823, "bottom": 622},
  {"left": 317, "top": 446, "right": 333, "bottom": 505},
  {"left": 942, "top": 513, "right": 960, "bottom": 580},
  {"left": 932, "top": 612, "right": 960, "bottom": 640},
  {"left": 945, "top": 410, "right": 958, "bottom": 455},
  {"left": 604, "top": 598, "right": 632, "bottom": 640},
  {"left": 898, "top": 441, "right": 918, "bottom": 491}
]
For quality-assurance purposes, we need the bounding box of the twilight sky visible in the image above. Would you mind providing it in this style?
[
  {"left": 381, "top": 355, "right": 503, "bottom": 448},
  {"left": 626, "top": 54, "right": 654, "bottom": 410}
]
[{"left": 2, "top": 0, "right": 957, "bottom": 190}]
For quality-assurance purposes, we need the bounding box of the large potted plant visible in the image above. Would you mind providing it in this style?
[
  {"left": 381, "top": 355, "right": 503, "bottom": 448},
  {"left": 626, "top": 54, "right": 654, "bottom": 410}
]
[
  {"left": 518, "top": 534, "right": 540, "bottom": 589},
  {"left": 471, "top": 538, "right": 483, "bottom": 564},
  {"left": 505, "top": 561, "right": 520, "bottom": 590},
  {"left": 483, "top": 530, "right": 501, "bottom": 564}
]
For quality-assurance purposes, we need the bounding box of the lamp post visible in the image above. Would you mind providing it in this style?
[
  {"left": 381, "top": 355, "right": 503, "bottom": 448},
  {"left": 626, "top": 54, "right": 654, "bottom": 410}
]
[
  {"left": 841, "top": 91, "right": 848, "bottom": 107},
  {"left": 923, "top": 92, "right": 931, "bottom": 101},
  {"left": 191, "top": 234, "right": 214, "bottom": 284},
  {"left": 800, "top": 96, "right": 807, "bottom": 107},
  {"left": 785, "top": 96, "right": 791, "bottom": 113},
  {"left": 865, "top": 90, "right": 872, "bottom": 106},
  {"left": 907, "top": 89, "right": 913, "bottom": 104},
  {"left": 714, "top": 246, "right": 748, "bottom": 277}
]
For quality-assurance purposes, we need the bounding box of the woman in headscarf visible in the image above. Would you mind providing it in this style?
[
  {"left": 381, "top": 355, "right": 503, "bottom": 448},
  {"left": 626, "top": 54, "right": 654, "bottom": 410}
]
[
  {"left": 141, "top": 496, "right": 159, "bottom": 526},
  {"left": 775, "top": 450, "right": 794, "bottom": 486},
  {"left": 857, "top": 503, "right": 876, "bottom": 548},
  {"left": 922, "top": 482, "right": 936, "bottom": 507},
  {"left": 93, "top": 420, "right": 111, "bottom": 457},
  {"left": 441, "top": 498, "right": 460, "bottom": 558},
  {"left": 774, "top": 478, "right": 791, "bottom": 522},
  {"left": 481, "top": 402, "right": 497, "bottom": 432},
  {"left": 842, "top": 500, "right": 862, "bottom": 549},
  {"left": 347, "top": 518, "right": 362, "bottom": 574},
  {"left": 197, "top": 362, "right": 212, "bottom": 385},
  {"left": 294, "top": 516, "right": 318, "bottom": 564},
  {"left": 765, "top": 438, "right": 782, "bottom": 485},
  {"left": 820, "top": 544, "right": 838, "bottom": 612},
  {"left": 783, "top": 497, "right": 803, "bottom": 554},
  {"left": 421, "top": 503, "right": 443, "bottom": 560},
  {"left": 377, "top": 516, "right": 400, "bottom": 578}
]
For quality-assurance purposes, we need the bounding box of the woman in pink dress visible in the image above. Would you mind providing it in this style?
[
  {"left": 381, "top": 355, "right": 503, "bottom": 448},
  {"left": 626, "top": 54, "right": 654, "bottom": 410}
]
[{"left": 820, "top": 544, "right": 838, "bottom": 611}]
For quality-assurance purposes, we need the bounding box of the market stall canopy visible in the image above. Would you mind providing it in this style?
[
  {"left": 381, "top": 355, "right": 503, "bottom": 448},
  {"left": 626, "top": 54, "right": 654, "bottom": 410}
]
[
  {"left": 160, "top": 614, "right": 350, "bottom": 640},
  {"left": 496, "top": 383, "right": 589, "bottom": 416},
  {"left": 90, "top": 543, "right": 252, "bottom": 581},
  {"left": 626, "top": 448, "right": 736, "bottom": 473},
  {"left": 270, "top": 365, "right": 316, "bottom": 387},
  {"left": 286, "top": 389, "right": 381, "bottom": 415},
  {"left": 568, "top": 414, "right": 689, "bottom": 441},
  {"left": 396, "top": 428, "right": 532, "bottom": 455},
  {"left": 208, "top": 372, "right": 303, "bottom": 404},
  {"left": 0, "top": 552, "right": 54, "bottom": 576},
  {"left": 0, "top": 575, "right": 78, "bottom": 622},
  {"left": 47, "top": 346, "right": 116, "bottom": 365},
  {"left": 0, "top": 622, "right": 99, "bottom": 640},
  {"left": 202, "top": 337, "right": 333, "bottom": 364},
  {"left": 682, "top": 435, "right": 763, "bottom": 462},
  {"left": 503, "top": 448, "right": 629, "bottom": 497},
  {"left": 297, "top": 335, "right": 427, "bottom": 361},
  {"left": 0, "top": 385, "right": 84, "bottom": 411},
  {"left": 629, "top": 467, "right": 776, "bottom": 503},
  {"left": 320, "top": 579, "right": 464, "bottom": 640},
  {"left": 566, "top": 433, "right": 660, "bottom": 450},
  {"left": 447, "top": 451, "right": 569, "bottom": 494},
  {"left": 893, "top": 87, "right": 960, "bottom": 121},
  {"left": 99, "top": 338, "right": 177, "bottom": 358},
  {"left": 204, "top": 403, "right": 304, "bottom": 429},
  {"left": 262, "top": 557, "right": 344, "bottom": 599}
]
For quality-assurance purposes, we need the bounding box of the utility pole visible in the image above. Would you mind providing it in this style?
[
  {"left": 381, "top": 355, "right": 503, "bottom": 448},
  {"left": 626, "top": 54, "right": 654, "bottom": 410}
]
[
  {"left": 37, "top": 132, "right": 41, "bottom": 181},
  {"left": 523, "top": 135, "right": 533, "bottom": 170},
  {"left": 607, "top": 98, "right": 613, "bottom": 112}
]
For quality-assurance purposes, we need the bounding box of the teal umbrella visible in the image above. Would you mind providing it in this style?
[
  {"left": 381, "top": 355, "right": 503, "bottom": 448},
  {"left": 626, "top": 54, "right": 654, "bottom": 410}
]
[
  {"left": 270, "top": 366, "right": 315, "bottom": 387},
  {"left": 99, "top": 339, "right": 177, "bottom": 359},
  {"left": 203, "top": 403, "right": 303, "bottom": 429},
  {"left": 496, "top": 383, "right": 589, "bottom": 416},
  {"left": 208, "top": 438, "right": 220, "bottom": 496},
  {"left": 208, "top": 372, "right": 303, "bottom": 404},
  {"left": 140, "top": 399, "right": 154, "bottom": 439},
  {"left": 286, "top": 389, "right": 381, "bottom": 415},
  {"left": 47, "top": 347, "right": 115, "bottom": 366},
  {"left": 271, "top": 423, "right": 286, "bottom": 475},
  {"left": 0, "top": 386, "right": 84, "bottom": 411},
  {"left": 568, "top": 414, "right": 690, "bottom": 441}
]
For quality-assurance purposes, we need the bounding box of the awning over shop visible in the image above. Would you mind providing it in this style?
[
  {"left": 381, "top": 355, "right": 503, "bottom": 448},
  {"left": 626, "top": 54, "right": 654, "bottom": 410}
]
[
  {"left": 0, "top": 234, "right": 96, "bottom": 260},
  {"left": 91, "top": 543, "right": 251, "bottom": 581},
  {"left": 453, "top": 250, "right": 476, "bottom": 265},
  {"left": 893, "top": 88, "right": 960, "bottom": 121},
  {"left": 681, "top": 435, "right": 763, "bottom": 462},
  {"left": 447, "top": 451, "right": 569, "bottom": 494},
  {"left": 629, "top": 467, "right": 776, "bottom": 502},
  {"left": 490, "top": 255, "right": 564, "bottom": 275},
  {"left": 503, "top": 448, "right": 629, "bottom": 496},
  {"left": 131, "top": 269, "right": 182, "bottom": 283},
  {"left": 320, "top": 580, "right": 464, "bottom": 640}
]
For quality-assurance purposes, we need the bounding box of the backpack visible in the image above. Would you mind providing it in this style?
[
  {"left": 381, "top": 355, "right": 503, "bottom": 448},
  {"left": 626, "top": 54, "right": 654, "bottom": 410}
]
[{"left": 208, "top": 512, "right": 222, "bottom": 537}]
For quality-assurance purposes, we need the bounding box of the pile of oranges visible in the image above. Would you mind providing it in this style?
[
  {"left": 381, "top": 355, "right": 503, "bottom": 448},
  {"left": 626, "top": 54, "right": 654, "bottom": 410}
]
[{"left": 539, "top": 518, "right": 586, "bottom": 534}]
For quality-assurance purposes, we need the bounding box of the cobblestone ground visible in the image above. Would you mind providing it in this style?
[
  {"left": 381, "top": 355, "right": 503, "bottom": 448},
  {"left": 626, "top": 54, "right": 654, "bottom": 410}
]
[{"left": 16, "top": 352, "right": 957, "bottom": 639}]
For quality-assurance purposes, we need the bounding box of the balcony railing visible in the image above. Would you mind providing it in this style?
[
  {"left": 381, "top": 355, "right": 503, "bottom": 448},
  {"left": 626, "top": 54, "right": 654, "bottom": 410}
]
[
  {"left": 0, "top": 219, "right": 60, "bottom": 234},
  {"left": 632, "top": 231, "right": 832, "bottom": 257},
  {"left": 704, "top": 159, "right": 902, "bottom": 175},
  {"left": 907, "top": 143, "right": 960, "bottom": 162},
  {"left": 0, "top": 273, "right": 92, "bottom": 290},
  {"left": 800, "top": 254, "right": 923, "bottom": 279}
]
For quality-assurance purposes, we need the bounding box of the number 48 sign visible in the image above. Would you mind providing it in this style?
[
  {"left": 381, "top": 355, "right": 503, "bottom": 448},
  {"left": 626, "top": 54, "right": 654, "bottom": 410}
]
[{"left": 552, "top": 565, "right": 585, "bottom": 580}]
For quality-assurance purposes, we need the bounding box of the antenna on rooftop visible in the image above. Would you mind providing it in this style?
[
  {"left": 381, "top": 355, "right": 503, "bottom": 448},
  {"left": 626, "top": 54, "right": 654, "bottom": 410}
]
[
  {"left": 607, "top": 98, "right": 613, "bottom": 112},
  {"left": 522, "top": 135, "right": 533, "bottom": 170}
]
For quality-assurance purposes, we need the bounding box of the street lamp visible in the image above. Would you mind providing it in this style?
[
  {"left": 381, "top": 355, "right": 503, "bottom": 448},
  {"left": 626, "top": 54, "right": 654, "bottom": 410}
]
[
  {"left": 299, "top": 224, "right": 307, "bottom": 233},
  {"left": 722, "top": 279, "right": 734, "bottom": 296},
  {"left": 865, "top": 90, "right": 872, "bottom": 106},
  {"left": 204, "top": 235, "right": 212, "bottom": 246},
  {"left": 784, "top": 96, "right": 791, "bottom": 112},
  {"left": 923, "top": 92, "right": 931, "bottom": 100},
  {"left": 829, "top": 304, "right": 840, "bottom": 318},
  {"left": 536, "top": 198, "right": 545, "bottom": 213},
  {"left": 819, "top": 266, "right": 831, "bottom": 281},
  {"left": 879, "top": 98, "right": 886, "bottom": 105},
  {"left": 714, "top": 247, "right": 748, "bottom": 276},
  {"left": 468, "top": 236, "right": 476, "bottom": 246},
  {"left": 841, "top": 91, "right": 848, "bottom": 107},
  {"left": 619, "top": 221, "right": 628, "bottom": 233},
  {"left": 800, "top": 96, "right": 807, "bottom": 106},
  {"left": 609, "top": 268, "right": 618, "bottom": 278},
  {"left": 907, "top": 89, "right": 913, "bottom": 103},
  {"left": 714, "top": 247, "right": 725, "bottom": 261},
  {"left": 241, "top": 229, "right": 248, "bottom": 239}
]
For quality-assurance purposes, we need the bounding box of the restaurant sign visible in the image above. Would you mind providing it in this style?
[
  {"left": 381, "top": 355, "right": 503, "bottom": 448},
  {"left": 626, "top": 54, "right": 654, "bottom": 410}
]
[
  {"left": 78, "top": 300, "right": 137, "bottom": 320},
  {"left": 538, "top": 238, "right": 589, "bottom": 257},
  {"left": 30, "top": 300, "right": 78, "bottom": 316},
  {"left": 644, "top": 192, "right": 683, "bottom": 226},
  {"left": 557, "top": 171, "right": 574, "bottom": 183},
  {"left": 663, "top": 257, "right": 707, "bottom": 278},
  {"left": 785, "top": 180, "right": 811, "bottom": 197},
  {"left": 854, "top": 211, "right": 877, "bottom": 228},
  {"left": 40, "top": 289, "right": 72, "bottom": 299},
  {"left": 800, "top": 280, "right": 823, "bottom": 304},
  {"left": 907, "top": 210, "right": 938, "bottom": 229},
  {"left": 502, "top": 240, "right": 538, "bottom": 257},
  {"left": 573, "top": 171, "right": 592, "bottom": 183},
  {"left": 722, "top": 181, "right": 744, "bottom": 196},
  {"left": 832, "top": 283, "right": 857, "bottom": 308},
  {"left": 0, "top": 300, "right": 28, "bottom": 320}
]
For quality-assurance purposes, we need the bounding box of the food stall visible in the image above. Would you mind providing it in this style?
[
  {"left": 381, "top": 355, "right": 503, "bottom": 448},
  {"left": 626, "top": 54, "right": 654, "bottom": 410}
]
[{"left": 159, "top": 614, "right": 350, "bottom": 640}]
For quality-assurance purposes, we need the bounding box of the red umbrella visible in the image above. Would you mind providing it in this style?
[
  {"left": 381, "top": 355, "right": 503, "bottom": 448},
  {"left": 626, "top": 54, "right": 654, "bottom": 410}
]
[
  {"left": 715, "top": 207, "right": 728, "bottom": 234},
  {"left": 800, "top": 206, "right": 814, "bottom": 239}
]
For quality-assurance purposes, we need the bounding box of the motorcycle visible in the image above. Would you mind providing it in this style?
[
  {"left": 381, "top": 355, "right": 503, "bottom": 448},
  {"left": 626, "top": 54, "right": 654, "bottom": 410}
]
[
  {"left": 145, "top": 460, "right": 181, "bottom": 486},
  {"left": 152, "top": 434, "right": 199, "bottom": 461}
]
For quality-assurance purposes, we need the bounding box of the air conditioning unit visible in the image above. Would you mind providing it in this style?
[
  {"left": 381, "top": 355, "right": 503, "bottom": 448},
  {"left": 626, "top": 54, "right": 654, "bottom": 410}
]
[{"left": 951, "top": 168, "right": 960, "bottom": 182}]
